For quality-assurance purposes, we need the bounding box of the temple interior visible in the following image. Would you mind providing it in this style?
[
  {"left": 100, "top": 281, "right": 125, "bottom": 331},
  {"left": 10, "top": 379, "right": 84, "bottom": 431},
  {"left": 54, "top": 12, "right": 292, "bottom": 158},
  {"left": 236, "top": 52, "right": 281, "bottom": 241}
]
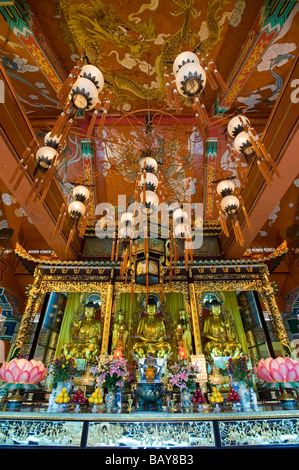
[{"left": 0, "top": 0, "right": 299, "bottom": 451}]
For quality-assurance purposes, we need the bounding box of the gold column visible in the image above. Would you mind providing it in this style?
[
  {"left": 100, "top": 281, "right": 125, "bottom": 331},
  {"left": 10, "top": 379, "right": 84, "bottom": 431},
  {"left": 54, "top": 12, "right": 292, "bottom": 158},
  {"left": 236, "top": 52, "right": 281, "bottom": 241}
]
[
  {"left": 188, "top": 271, "right": 203, "bottom": 354},
  {"left": 10, "top": 267, "right": 43, "bottom": 359},
  {"left": 259, "top": 265, "right": 291, "bottom": 356},
  {"left": 101, "top": 268, "right": 115, "bottom": 355}
]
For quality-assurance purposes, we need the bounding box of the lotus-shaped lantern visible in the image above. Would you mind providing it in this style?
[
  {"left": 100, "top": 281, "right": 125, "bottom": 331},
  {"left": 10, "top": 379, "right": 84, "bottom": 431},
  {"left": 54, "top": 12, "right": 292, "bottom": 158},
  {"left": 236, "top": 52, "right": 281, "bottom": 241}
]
[
  {"left": 254, "top": 356, "right": 299, "bottom": 408},
  {"left": 0, "top": 358, "right": 47, "bottom": 385}
]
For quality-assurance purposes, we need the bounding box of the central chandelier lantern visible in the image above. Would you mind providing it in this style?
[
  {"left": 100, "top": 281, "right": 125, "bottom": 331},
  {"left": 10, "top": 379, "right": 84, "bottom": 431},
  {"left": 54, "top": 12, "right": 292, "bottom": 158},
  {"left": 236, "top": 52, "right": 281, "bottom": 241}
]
[{"left": 8, "top": 45, "right": 277, "bottom": 259}]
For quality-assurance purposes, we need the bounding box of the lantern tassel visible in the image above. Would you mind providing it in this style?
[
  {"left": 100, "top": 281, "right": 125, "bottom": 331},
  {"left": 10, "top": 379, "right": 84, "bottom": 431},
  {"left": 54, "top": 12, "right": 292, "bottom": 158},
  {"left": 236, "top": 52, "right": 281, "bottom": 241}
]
[
  {"left": 97, "top": 92, "right": 112, "bottom": 137},
  {"left": 164, "top": 67, "right": 173, "bottom": 105},
  {"left": 54, "top": 203, "right": 66, "bottom": 235},
  {"left": 257, "top": 159, "right": 273, "bottom": 186},
  {"left": 87, "top": 101, "right": 101, "bottom": 137},
  {"left": 171, "top": 75, "right": 181, "bottom": 114},
  {"left": 209, "top": 61, "right": 228, "bottom": 93},
  {"left": 115, "top": 238, "right": 119, "bottom": 262},
  {"left": 232, "top": 218, "right": 244, "bottom": 247},
  {"left": 111, "top": 233, "right": 116, "bottom": 261},
  {"left": 203, "top": 63, "right": 218, "bottom": 90},
  {"left": 65, "top": 225, "right": 76, "bottom": 253}
]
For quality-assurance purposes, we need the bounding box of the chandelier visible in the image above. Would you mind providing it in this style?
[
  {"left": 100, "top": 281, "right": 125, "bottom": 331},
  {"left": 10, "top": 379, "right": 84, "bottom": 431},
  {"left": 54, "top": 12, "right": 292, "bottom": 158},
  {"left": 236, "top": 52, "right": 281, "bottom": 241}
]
[{"left": 8, "top": 46, "right": 277, "bottom": 263}]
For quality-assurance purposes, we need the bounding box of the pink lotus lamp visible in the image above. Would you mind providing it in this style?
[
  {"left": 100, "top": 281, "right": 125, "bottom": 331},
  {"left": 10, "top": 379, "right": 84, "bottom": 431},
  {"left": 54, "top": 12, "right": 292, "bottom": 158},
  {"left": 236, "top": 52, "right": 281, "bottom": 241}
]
[
  {"left": 254, "top": 356, "right": 299, "bottom": 407},
  {"left": 0, "top": 359, "right": 48, "bottom": 409}
]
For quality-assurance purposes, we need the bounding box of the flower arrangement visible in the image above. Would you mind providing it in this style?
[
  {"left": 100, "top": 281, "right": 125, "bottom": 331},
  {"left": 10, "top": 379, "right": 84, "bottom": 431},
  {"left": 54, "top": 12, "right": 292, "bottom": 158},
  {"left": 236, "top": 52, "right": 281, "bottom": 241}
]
[
  {"left": 228, "top": 356, "right": 252, "bottom": 387},
  {"left": 166, "top": 361, "right": 200, "bottom": 392},
  {"left": 94, "top": 356, "right": 131, "bottom": 391},
  {"left": 50, "top": 356, "right": 77, "bottom": 384}
]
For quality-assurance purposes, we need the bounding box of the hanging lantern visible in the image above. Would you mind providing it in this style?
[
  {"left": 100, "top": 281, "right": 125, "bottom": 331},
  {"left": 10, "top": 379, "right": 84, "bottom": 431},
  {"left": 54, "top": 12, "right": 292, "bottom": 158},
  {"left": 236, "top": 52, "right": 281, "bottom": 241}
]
[
  {"left": 173, "top": 208, "right": 189, "bottom": 223},
  {"left": 35, "top": 146, "right": 58, "bottom": 170},
  {"left": 216, "top": 179, "right": 235, "bottom": 197},
  {"left": 139, "top": 156, "right": 158, "bottom": 173},
  {"left": 44, "top": 132, "right": 61, "bottom": 150},
  {"left": 79, "top": 64, "right": 104, "bottom": 93},
  {"left": 220, "top": 195, "right": 240, "bottom": 216},
  {"left": 69, "top": 77, "right": 98, "bottom": 111},
  {"left": 173, "top": 51, "right": 199, "bottom": 77},
  {"left": 73, "top": 185, "right": 90, "bottom": 202},
  {"left": 68, "top": 200, "right": 86, "bottom": 219},
  {"left": 176, "top": 62, "right": 206, "bottom": 97},
  {"left": 139, "top": 172, "right": 158, "bottom": 191},
  {"left": 140, "top": 190, "right": 159, "bottom": 212},
  {"left": 174, "top": 222, "right": 191, "bottom": 238},
  {"left": 227, "top": 115, "right": 250, "bottom": 138},
  {"left": 118, "top": 225, "right": 135, "bottom": 239},
  {"left": 120, "top": 211, "right": 134, "bottom": 225},
  {"left": 234, "top": 131, "right": 256, "bottom": 159}
]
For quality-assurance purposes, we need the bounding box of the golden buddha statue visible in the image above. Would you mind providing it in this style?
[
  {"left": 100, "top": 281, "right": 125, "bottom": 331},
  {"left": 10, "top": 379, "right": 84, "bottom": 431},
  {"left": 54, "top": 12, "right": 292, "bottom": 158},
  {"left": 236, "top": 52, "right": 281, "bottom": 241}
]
[
  {"left": 111, "top": 309, "right": 129, "bottom": 354},
  {"left": 62, "top": 301, "right": 101, "bottom": 363},
  {"left": 176, "top": 309, "right": 193, "bottom": 356},
  {"left": 133, "top": 300, "right": 171, "bottom": 358},
  {"left": 203, "top": 298, "right": 242, "bottom": 360}
]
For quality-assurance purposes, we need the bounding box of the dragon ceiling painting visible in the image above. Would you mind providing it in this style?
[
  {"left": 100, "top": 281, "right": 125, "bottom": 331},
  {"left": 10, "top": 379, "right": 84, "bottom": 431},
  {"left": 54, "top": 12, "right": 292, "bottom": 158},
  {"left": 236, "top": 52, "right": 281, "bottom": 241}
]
[{"left": 0, "top": 0, "right": 298, "bottom": 255}]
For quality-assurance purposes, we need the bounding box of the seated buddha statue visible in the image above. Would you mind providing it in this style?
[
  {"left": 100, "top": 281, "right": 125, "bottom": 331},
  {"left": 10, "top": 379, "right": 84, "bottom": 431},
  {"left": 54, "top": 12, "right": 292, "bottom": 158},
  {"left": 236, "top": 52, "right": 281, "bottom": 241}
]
[
  {"left": 203, "top": 298, "right": 242, "bottom": 361},
  {"left": 62, "top": 301, "right": 101, "bottom": 363},
  {"left": 133, "top": 300, "right": 171, "bottom": 358},
  {"left": 111, "top": 309, "right": 129, "bottom": 354}
]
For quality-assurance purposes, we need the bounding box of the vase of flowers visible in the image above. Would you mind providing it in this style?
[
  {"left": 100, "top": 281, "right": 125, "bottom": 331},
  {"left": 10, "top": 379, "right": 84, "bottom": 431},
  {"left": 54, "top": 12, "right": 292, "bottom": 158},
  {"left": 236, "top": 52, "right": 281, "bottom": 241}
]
[
  {"left": 48, "top": 356, "right": 77, "bottom": 412},
  {"left": 228, "top": 356, "right": 252, "bottom": 412},
  {"left": 93, "top": 356, "right": 130, "bottom": 411},
  {"left": 50, "top": 356, "right": 77, "bottom": 387},
  {"left": 166, "top": 360, "right": 200, "bottom": 411}
]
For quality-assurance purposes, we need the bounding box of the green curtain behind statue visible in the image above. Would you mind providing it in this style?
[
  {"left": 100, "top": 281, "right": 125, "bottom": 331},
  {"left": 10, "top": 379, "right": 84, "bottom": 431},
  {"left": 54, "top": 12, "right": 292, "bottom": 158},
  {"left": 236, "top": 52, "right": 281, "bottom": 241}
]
[
  {"left": 55, "top": 292, "right": 82, "bottom": 358},
  {"left": 115, "top": 291, "right": 186, "bottom": 361}
]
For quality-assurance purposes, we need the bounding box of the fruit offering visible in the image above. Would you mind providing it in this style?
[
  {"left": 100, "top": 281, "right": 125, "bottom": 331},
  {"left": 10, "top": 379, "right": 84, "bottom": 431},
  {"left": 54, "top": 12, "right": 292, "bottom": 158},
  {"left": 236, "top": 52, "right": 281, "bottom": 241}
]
[
  {"left": 72, "top": 388, "right": 87, "bottom": 405},
  {"left": 209, "top": 386, "right": 224, "bottom": 404},
  {"left": 192, "top": 387, "right": 206, "bottom": 404},
  {"left": 88, "top": 388, "right": 103, "bottom": 405},
  {"left": 227, "top": 387, "right": 240, "bottom": 403},
  {"left": 55, "top": 387, "right": 70, "bottom": 404}
]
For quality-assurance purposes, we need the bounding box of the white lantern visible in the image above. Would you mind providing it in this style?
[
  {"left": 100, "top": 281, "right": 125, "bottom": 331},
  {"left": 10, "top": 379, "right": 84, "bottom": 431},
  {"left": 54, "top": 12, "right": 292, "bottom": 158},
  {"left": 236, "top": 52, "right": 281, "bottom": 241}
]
[
  {"left": 176, "top": 62, "right": 206, "bottom": 97},
  {"left": 68, "top": 200, "right": 86, "bottom": 218},
  {"left": 227, "top": 115, "right": 250, "bottom": 138},
  {"left": 120, "top": 212, "right": 134, "bottom": 225},
  {"left": 139, "top": 156, "right": 158, "bottom": 173},
  {"left": 80, "top": 64, "right": 104, "bottom": 93},
  {"left": 118, "top": 226, "right": 135, "bottom": 239},
  {"left": 140, "top": 190, "right": 159, "bottom": 210},
  {"left": 139, "top": 172, "right": 158, "bottom": 191},
  {"left": 44, "top": 132, "right": 61, "bottom": 149},
  {"left": 234, "top": 131, "right": 255, "bottom": 157},
  {"left": 70, "top": 77, "right": 98, "bottom": 111},
  {"left": 220, "top": 195, "right": 240, "bottom": 215},
  {"left": 73, "top": 185, "right": 90, "bottom": 202},
  {"left": 174, "top": 222, "right": 191, "bottom": 238},
  {"left": 216, "top": 179, "right": 235, "bottom": 197},
  {"left": 173, "top": 208, "right": 189, "bottom": 222},
  {"left": 173, "top": 51, "right": 199, "bottom": 77},
  {"left": 36, "top": 146, "right": 58, "bottom": 169}
]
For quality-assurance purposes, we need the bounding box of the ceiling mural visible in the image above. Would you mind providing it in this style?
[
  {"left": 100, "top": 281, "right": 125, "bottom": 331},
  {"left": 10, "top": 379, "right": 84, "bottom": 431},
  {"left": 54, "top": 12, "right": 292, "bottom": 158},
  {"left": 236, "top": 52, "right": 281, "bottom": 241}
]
[{"left": 0, "top": 0, "right": 298, "bottom": 266}]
